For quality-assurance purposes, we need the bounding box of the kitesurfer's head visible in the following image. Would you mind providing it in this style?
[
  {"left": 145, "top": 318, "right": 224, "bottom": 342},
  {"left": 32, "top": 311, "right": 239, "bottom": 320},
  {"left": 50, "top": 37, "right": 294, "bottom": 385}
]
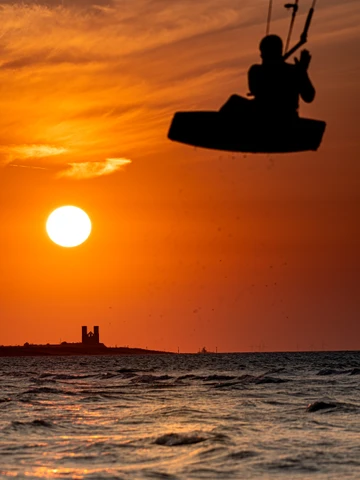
[{"left": 260, "top": 35, "right": 283, "bottom": 63}]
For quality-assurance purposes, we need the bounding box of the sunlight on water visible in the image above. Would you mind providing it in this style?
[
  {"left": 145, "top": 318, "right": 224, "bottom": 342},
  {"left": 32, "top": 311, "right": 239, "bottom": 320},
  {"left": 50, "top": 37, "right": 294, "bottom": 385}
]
[{"left": 0, "top": 352, "right": 360, "bottom": 479}]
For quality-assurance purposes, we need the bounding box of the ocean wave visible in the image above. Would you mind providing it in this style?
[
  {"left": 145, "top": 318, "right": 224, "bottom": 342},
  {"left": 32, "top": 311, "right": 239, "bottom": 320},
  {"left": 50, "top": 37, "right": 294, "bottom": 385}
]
[
  {"left": 203, "top": 375, "right": 237, "bottom": 382},
  {"left": 317, "top": 367, "right": 360, "bottom": 376},
  {"left": 39, "top": 373, "right": 94, "bottom": 380},
  {"left": 264, "top": 456, "right": 319, "bottom": 473},
  {"left": 306, "top": 401, "right": 337, "bottom": 412},
  {"left": 153, "top": 406, "right": 206, "bottom": 417},
  {"left": 79, "top": 394, "right": 116, "bottom": 403},
  {"left": 97, "top": 372, "right": 120, "bottom": 380},
  {"left": 317, "top": 368, "right": 345, "bottom": 376},
  {"left": 228, "top": 450, "right": 258, "bottom": 460},
  {"left": 213, "top": 381, "right": 244, "bottom": 389},
  {"left": 131, "top": 374, "right": 174, "bottom": 384},
  {"left": 30, "top": 378, "right": 57, "bottom": 385},
  {"left": 116, "top": 369, "right": 138, "bottom": 379},
  {"left": 53, "top": 373, "right": 94, "bottom": 380},
  {"left": 117, "top": 368, "right": 144, "bottom": 374},
  {"left": 23, "top": 387, "right": 77, "bottom": 396},
  {"left": 154, "top": 432, "right": 206, "bottom": 447},
  {"left": 264, "top": 367, "right": 286, "bottom": 375},
  {"left": 175, "top": 374, "right": 203, "bottom": 381},
  {"left": 212, "top": 374, "right": 287, "bottom": 388},
  {"left": 10, "top": 419, "right": 54, "bottom": 430},
  {"left": 255, "top": 376, "right": 288, "bottom": 384}
]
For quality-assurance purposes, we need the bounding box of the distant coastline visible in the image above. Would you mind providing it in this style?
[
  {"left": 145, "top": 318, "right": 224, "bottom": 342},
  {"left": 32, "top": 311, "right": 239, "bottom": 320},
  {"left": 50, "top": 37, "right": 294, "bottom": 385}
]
[
  {"left": 0, "top": 325, "right": 172, "bottom": 357},
  {"left": 0, "top": 342, "right": 171, "bottom": 357}
]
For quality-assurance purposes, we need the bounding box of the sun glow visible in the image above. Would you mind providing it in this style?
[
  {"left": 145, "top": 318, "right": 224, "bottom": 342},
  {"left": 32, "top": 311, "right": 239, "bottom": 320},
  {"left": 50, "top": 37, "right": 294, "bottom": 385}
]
[{"left": 46, "top": 206, "right": 92, "bottom": 248}]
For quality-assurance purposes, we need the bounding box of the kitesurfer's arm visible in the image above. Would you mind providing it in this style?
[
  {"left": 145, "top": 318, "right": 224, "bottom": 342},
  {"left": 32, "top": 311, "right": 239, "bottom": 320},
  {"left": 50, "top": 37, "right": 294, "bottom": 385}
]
[{"left": 295, "top": 50, "right": 316, "bottom": 103}]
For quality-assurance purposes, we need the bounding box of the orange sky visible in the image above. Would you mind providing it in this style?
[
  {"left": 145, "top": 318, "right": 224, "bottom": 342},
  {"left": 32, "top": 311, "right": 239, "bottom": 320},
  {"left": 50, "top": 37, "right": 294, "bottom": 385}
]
[{"left": 1, "top": 0, "right": 359, "bottom": 352}]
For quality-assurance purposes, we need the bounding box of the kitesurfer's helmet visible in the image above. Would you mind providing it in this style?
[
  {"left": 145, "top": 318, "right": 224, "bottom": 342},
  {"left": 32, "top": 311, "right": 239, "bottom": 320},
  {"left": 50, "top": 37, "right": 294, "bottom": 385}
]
[{"left": 259, "top": 35, "right": 283, "bottom": 63}]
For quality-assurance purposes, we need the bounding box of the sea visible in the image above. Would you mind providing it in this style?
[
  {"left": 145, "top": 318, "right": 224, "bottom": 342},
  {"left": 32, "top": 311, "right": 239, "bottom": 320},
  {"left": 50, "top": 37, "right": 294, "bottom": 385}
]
[{"left": 1, "top": 351, "right": 360, "bottom": 479}]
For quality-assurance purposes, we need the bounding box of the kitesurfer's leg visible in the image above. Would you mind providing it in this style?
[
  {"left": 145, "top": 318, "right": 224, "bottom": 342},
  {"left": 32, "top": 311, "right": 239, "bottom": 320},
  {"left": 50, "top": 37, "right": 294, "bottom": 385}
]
[{"left": 219, "top": 95, "right": 251, "bottom": 115}]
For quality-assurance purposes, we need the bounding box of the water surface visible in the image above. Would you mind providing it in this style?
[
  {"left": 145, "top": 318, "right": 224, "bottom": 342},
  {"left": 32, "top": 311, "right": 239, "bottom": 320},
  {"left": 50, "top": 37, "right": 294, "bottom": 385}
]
[{"left": 1, "top": 352, "right": 360, "bottom": 479}]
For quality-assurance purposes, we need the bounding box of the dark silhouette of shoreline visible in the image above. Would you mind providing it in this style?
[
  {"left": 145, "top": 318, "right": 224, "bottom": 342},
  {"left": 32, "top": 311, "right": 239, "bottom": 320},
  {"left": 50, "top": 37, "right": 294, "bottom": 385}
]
[
  {"left": 0, "top": 342, "right": 171, "bottom": 357},
  {"left": 0, "top": 326, "right": 171, "bottom": 357}
]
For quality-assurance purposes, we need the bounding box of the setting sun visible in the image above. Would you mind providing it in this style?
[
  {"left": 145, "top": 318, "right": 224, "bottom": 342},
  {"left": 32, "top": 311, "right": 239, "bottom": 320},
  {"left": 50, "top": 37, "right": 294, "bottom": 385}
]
[{"left": 46, "top": 206, "right": 92, "bottom": 248}]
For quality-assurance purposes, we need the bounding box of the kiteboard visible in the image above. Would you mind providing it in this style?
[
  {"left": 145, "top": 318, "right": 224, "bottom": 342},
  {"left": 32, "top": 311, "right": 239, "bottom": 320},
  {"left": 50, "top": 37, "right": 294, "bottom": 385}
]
[{"left": 168, "top": 111, "right": 326, "bottom": 153}]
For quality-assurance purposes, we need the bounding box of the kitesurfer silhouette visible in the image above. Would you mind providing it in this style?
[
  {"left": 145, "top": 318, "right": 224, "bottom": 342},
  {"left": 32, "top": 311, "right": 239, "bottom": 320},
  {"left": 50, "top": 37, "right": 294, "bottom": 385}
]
[
  {"left": 220, "top": 34, "right": 315, "bottom": 120},
  {"left": 167, "top": 0, "right": 326, "bottom": 153}
]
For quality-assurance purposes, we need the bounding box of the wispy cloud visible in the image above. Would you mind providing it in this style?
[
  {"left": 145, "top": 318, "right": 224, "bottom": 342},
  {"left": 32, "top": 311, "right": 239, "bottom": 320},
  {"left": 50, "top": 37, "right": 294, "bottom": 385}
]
[
  {"left": 58, "top": 157, "right": 131, "bottom": 179},
  {"left": 9, "top": 164, "right": 47, "bottom": 170},
  {"left": 0, "top": 144, "right": 67, "bottom": 167},
  {"left": 4, "top": 144, "right": 67, "bottom": 159}
]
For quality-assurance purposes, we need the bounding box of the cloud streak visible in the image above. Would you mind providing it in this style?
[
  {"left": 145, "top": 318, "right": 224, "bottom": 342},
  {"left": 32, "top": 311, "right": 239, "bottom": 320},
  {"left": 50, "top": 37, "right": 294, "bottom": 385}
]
[
  {"left": 5, "top": 144, "right": 67, "bottom": 159},
  {"left": 58, "top": 157, "right": 131, "bottom": 179},
  {"left": 0, "top": 144, "right": 67, "bottom": 167},
  {"left": 9, "top": 164, "right": 47, "bottom": 170}
]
